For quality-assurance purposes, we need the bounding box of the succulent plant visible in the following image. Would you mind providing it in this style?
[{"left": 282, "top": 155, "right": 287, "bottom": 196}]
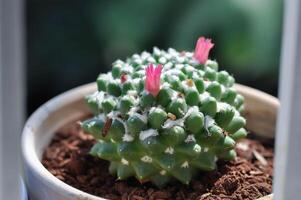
[{"left": 82, "top": 37, "right": 247, "bottom": 187}]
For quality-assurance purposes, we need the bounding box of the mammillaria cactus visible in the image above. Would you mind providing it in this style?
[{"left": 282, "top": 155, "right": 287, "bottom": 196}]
[{"left": 81, "top": 37, "right": 247, "bottom": 187}]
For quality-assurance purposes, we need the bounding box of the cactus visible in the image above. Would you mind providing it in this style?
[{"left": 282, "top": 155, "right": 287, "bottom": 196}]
[{"left": 81, "top": 37, "right": 247, "bottom": 187}]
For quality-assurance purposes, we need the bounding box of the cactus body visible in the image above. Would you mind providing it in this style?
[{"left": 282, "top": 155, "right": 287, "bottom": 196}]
[{"left": 82, "top": 47, "right": 246, "bottom": 187}]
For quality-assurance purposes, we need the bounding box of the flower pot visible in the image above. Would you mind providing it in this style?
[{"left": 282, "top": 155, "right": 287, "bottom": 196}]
[{"left": 21, "top": 83, "right": 278, "bottom": 200}]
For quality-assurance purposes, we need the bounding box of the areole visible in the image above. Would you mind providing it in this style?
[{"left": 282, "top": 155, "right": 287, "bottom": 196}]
[{"left": 21, "top": 83, "right": 278, "bottom": 200}]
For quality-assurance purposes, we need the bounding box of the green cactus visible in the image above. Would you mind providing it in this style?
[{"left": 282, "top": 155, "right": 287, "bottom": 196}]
[{"left": 82, "top": 47, "right": 246, "bottom": 187}]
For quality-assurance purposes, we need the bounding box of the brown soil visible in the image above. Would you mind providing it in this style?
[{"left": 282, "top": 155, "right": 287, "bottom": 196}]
[{"left": 42, "top": 123, "right": 273, "bottom": 200}]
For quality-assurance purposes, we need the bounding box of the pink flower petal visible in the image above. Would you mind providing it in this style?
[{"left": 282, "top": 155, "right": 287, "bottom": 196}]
[
  {"left": 194, "top": 36, "right": 214, "bottom": 64},
  {"left": 145, "top": 64, "right": 162, "bottom": 97},
  {"left": 120, "top": 73, "right": 127, "bottom": 83}
]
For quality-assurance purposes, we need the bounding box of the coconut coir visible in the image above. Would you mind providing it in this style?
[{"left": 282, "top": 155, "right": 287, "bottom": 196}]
[{"left": 42, "top": 123, "right": 273, "bottom": 200}]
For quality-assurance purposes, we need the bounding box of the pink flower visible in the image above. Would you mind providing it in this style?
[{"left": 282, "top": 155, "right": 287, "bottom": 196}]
[
  {"left": 194, "top": 37, "right": 214, "bottom": 64},
  {"left": 145, "top": 64, "right": 162, "bottom": 97},
  {"left": 120, "top": 73, "right": 127, "bottom": 83}
]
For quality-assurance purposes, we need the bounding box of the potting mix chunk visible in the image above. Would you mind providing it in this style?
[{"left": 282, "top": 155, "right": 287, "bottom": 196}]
[{"left": 81, "top": 37, "right": 247, "bottom": 187}]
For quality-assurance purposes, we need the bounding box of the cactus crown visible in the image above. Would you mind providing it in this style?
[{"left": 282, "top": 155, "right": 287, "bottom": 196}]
[{"left": 82, "top": 39, "right": 247, "bottom": 187}]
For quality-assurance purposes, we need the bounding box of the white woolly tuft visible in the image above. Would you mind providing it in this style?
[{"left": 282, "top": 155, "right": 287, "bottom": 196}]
[
  {"left": 127, "top": 90, "right": 138, "bottom": 97},
  {"left": 159, "top": 57, "right": 167, "bottom": 64},
  {"left": 139, "top": 129, "right": 158, "bottom": 141},
  {"left": 161, "top": 82, "right": 171, "bottom": 88},
  {"left": 171, "top": 90, "right": 179, "bottom": 101},
  {"left": 153, "top": 47, "right": 161, "bottom": 56},
  {"left": 141, "top": 156, "right": 153, "bottom": 163},
  {"left": 181, "top": 161, "right": 189, "bottom": 168},
  {"left": 204, "top": 80, "right": 210, "bottom": 88},
  {"left": 199, "top": 92, "right": 210, "bottom": 102},
  {"left": 121, "top": 158, "right": 129, "bottom": 165},
  {"left": 107, "top": 111, "right": 120, "bottom": 119},
  {"left": 165, "top": 147, "right": 174, "bottom": 154},
  {"left": 185, "top": 134, "right": 196, "bottom": 143},
  {"left": 160, "top": 170, "right": 167, "bottom": 175},
  {"left": 205, "top": 115, "right": 215, "bottom": 130},
  {"left": 162, "top": 118, "right": 184, "bottom": 129},
  {"left": 122, "top": 133, "right": 134, "bottom": 142},
  {"left": 184, "top": 106, "right": 199, "bottom": 118},
  {"left": 164, "top": 62, "right": 173, "bottom": 70},
  {"left": 149, "top": 107, "right": 158, "bottom": 113},
  {"left": 136, "top": 113, "right": 148, "bottom": 124},
  {"left": 217, "top": 102, "right": 229, "bottom": 112},
  {"left": 90, "top": 91, "right": 105, "bottom": 102},
  {"left": 128, "top": 106, "right": 139, "bottom": 116}
]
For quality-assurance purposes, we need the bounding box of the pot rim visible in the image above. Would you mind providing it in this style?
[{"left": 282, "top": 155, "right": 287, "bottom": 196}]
[{"left": 21, "top": 83, "right": 278, "bottom": 200}]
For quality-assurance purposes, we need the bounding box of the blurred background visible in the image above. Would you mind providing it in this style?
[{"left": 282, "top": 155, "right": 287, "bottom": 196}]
[{"left": 26, "top": 0, "right": 283, "bottom": 115}]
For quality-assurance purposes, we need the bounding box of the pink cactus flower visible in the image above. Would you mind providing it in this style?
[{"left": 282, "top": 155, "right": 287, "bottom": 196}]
[
  {"left": 120, "top": 73, "right": 127, "bottom": 83},
  {"left": 145, "top": 64, "right": 162, "bottom": 97},
  {"left": 194, "top": 37, "right": 214, "bottom": 64}
]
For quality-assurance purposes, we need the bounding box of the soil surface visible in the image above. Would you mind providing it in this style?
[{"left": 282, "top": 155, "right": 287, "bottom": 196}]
[{"left": 42, "top": 123, "right": 273, "bottom": 200}]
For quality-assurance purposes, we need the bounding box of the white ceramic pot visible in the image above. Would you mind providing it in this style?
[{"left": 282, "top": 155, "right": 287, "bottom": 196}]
[{"left": 21, "top": 83, "right": 278, "bottom": 200}]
